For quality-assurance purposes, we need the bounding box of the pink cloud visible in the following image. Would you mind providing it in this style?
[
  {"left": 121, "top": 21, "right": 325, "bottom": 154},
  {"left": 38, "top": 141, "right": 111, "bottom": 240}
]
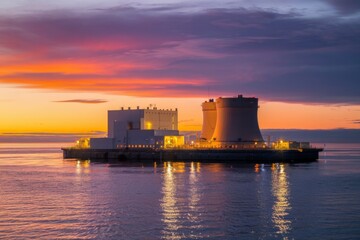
[{"left": 0, "top": 7, "right": 359, "bottom": 103}]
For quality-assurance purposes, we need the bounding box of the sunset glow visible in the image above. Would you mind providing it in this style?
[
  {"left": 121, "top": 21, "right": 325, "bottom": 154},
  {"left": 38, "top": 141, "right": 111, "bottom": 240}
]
[{"left": 0, "top": 0, "right": 359, "bottom": 136}]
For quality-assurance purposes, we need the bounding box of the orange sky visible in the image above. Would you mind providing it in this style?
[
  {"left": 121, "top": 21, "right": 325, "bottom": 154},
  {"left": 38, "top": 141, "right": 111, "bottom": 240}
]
[{"left": 1, "top": 84, "right": 359, "bottom": 134}]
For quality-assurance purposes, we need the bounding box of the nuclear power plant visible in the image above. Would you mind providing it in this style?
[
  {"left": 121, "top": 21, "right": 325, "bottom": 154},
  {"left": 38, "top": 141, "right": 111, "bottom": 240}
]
[
  {"left": 86, "top": 94, "right": 264, "bottom": 149},
  {"left": 201, "top": 95, "right": 264, "bottom": 147},
  {"left": 63, "top": 94, "right": 322, "bottom": 162}
]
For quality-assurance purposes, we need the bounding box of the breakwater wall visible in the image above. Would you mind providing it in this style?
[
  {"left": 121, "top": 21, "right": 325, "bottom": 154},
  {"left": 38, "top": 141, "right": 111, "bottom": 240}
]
[{"left": 62, "top": 148, "right": 322, "bottom": 163}]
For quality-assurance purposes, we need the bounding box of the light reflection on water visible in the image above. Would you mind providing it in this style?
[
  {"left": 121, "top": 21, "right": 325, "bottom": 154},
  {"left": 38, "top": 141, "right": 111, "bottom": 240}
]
[
  {"left": 160, "top": 162, "right": 204, "bottom": 239},
  {"left": 271, "top": 163, "right": 292, "bottom": 237},
  {"left": 0, "top": 143, "right": 360, "bottom": 239},
  {"left": 161, "top": 162, "right": 180, "bottom": 238},
  {"left": 188, "top": 162, "right": 201, "bottom": 227},
  {"left": 75, "top": 159, "right": 91, "bottom": 175}
]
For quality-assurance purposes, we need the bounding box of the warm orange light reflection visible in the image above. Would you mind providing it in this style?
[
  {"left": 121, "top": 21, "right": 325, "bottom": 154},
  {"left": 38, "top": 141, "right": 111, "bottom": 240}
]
[
  {"left": 207, "top": 163, "right": 224, "bottom": 173},
  {"left": 188, "top": 162, "right": 202, "bottom": 232},
  {"left": 161, "top": 162, "right": 181, "bottom": 238},
  {"left": 160, "top": 162, "right": 203, "bottom": 239},
  {"left": 271, "top": 163, "right": 292, "bottom": 235},
  {"left": 254, "top": 163, "right": 260, "bottom": 173},
  {"left": 163, "top": 162, "right": 186, "bottom": 173}
]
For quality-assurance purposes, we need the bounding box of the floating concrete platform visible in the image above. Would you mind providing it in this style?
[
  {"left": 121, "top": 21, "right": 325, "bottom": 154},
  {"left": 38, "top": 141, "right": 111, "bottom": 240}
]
[{"left": 62, "top": 148, "right": 323, "bottom": 163}]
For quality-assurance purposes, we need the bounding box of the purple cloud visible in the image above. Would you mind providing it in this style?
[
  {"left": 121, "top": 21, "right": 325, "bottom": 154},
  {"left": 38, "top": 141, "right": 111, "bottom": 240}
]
[
  {"left": 325, "top": 0, "right": 360, "bottom": 13},
  {"left": 0, "top": 7, "right": 359, "bottom": 104}
]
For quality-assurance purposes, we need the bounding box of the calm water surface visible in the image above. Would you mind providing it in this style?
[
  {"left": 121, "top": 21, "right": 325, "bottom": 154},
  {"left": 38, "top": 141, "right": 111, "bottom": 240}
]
[{"left": 0, "top": 143, "right": 359, "bottom": 239}]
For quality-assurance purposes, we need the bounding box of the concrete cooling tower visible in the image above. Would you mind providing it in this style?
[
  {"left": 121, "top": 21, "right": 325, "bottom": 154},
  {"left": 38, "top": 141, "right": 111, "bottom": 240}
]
[
  {"left": 211, "top": 95, "right": 263, "bottom": 144},
  {"left": 200, "top": 99, "right": 217, "bottom": 141}
]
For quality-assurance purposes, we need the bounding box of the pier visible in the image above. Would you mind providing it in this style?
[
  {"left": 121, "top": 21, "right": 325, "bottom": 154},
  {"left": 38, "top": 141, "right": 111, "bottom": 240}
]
[{"left": 62, "top": 148, "right": 323, "bottom": 163}]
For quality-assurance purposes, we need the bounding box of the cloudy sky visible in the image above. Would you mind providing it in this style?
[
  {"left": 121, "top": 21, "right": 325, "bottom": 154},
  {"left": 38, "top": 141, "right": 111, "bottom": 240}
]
[{"left": 0, "top": 0, "right": 359, "bottom": 134}]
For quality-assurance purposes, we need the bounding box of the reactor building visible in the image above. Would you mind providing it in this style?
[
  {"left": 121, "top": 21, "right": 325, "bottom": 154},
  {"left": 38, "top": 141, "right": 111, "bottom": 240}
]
[{"left": 200, "top": 95, "right": 264, "bottom": 147}]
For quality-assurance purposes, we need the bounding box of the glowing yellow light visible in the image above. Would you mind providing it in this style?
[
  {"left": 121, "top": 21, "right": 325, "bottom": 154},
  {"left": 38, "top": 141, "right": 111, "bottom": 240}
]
[
  {"left": 74, "top": 138, "right": 90, "bottom": 149},
  {"left": 163, "top": 136, "right": 184, "bottom": 149},
  {"left": 254, "top": 164, "right": 260, "bottom": 173},
  {"left": 146, "top": 121, "right": 152, "bottom": 129}
]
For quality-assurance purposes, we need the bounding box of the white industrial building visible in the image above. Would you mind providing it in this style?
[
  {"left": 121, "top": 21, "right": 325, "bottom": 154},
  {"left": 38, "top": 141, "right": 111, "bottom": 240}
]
[{"left": 90, "top": 107, "right": 184, "bottom": 149}]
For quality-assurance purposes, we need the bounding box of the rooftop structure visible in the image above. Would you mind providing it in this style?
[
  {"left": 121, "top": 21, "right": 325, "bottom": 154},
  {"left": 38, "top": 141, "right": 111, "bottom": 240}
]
[{"left": 108, "top": 107, "right": 178, "bottom": 138}]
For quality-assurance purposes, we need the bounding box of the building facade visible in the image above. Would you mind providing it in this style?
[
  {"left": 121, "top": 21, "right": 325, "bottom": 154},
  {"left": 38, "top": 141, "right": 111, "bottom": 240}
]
[{"left": 91, "top": 107, "right": 181, "bottom": 149}]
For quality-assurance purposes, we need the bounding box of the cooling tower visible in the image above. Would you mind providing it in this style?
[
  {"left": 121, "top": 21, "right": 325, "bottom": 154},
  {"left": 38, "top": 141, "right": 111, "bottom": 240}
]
[
  {"left": 200, "top": 99, "right": 217, "bottom": 141},
  {"left": 211, "top": 95, "right": 263, "bottom": 144}
]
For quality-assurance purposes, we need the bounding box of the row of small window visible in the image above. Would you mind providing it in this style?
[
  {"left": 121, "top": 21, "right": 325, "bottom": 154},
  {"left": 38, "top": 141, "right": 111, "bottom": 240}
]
[
  {"left": 197, "top": 145, "right": 266, "bottom": 149},
  {"left": 145, "top": 112, "right": 176, "bottom": 115},
  {"left": 117, "top": 144, "right": 156, "bottom": 148},
  {"left": 216, "top": 145, "right": 266, "bottom": 149}
]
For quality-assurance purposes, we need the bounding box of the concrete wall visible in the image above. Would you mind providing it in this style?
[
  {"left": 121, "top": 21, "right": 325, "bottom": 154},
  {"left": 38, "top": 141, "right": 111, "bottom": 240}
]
[
  {"left": 108, "top": 109, "right": 143, "bottom": 138},
  {"left": 154, "top": 129, "right": 179, "bottom": 136},
  {"left": 63, "top": 148, "right": 321, "bottom": 162},
  {"left": 127, "top": 130, "right": 156, "bottom": 146},
  {"left": 212, "top": 95, "right": 263, "bottom": 143},
  {"left": 200, "top": 100, "right": 217, "bottom": 141},
  {"left": 144, "top": 109, "right": 178, "bottom": 130},
  {"left": 126, "top": 129, "right": 180, "bottom": 147},
  {"left": 90, "top": 138, "right": 114, "bottom": 149}
]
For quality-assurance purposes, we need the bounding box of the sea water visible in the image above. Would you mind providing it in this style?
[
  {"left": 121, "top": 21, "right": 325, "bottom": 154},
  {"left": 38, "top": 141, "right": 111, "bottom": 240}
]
[{"left": 0, "top": 143, "right": 359, "bottom": 239}]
